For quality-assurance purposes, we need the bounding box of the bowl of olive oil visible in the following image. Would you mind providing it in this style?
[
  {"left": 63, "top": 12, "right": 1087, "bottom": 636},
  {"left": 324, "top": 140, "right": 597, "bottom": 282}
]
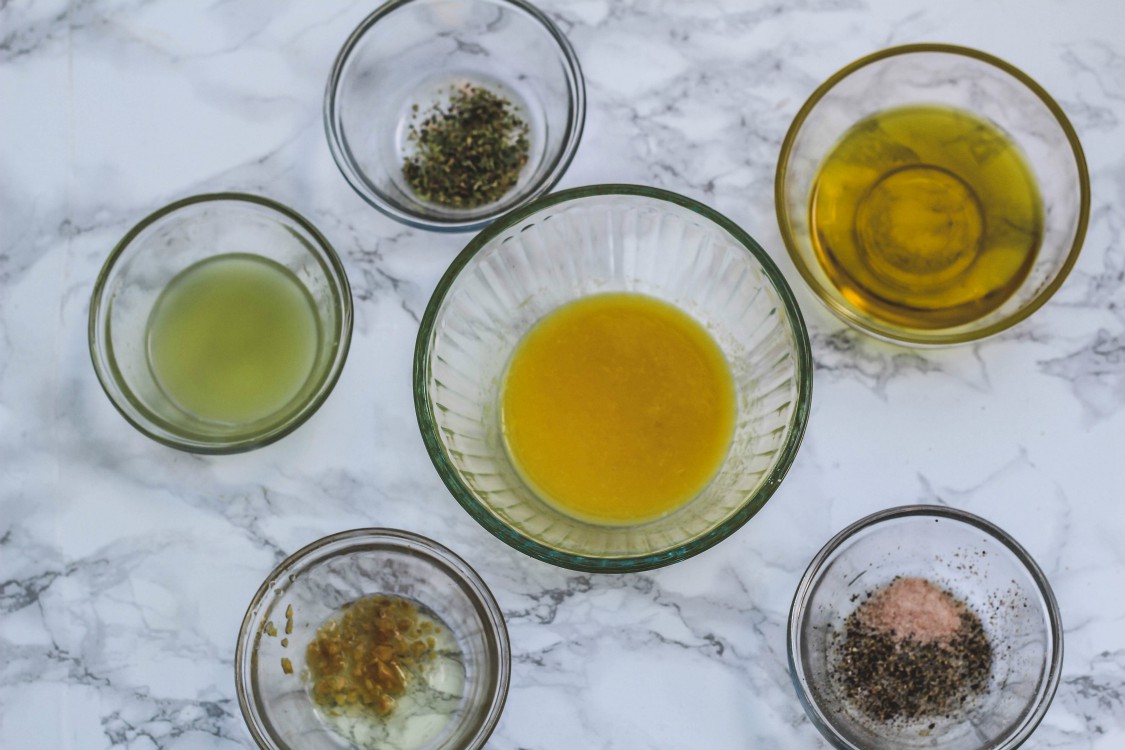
[
  {"left": 776, "top": 44, "right": 1089, "bottom": 345},
  {"left": 90, "top": 193, "right": 353, "bottom": 452}
]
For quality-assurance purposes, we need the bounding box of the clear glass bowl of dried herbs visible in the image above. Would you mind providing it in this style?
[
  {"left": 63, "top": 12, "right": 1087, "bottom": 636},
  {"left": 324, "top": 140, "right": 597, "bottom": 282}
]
[
  {"left": 788, "top": 505, "right": 1063, "bottom": 750},
  {"left": 325, "top": 0, "right": 585, "bottom": 232}
]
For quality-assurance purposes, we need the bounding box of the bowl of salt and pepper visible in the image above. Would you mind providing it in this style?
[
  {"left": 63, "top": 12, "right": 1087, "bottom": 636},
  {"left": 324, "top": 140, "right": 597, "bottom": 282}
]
[
  {"left": 789, "top": 507, "right": 1062, "bottom": 750},
  {"left": 86, "top": 0, "right": 1078, "bottom": 747}
]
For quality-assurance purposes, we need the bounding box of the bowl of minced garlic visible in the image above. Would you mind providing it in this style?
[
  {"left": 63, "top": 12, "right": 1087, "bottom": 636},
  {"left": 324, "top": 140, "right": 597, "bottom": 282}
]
[
  {"left": 236, "top": 529, "right": 509, "bottom": 750},
  {"left": 304, "top": 594, "right": 443, "bottom": 718},
  {"left": 788, "top": 505, "right": 1062, "bottom": 750}
]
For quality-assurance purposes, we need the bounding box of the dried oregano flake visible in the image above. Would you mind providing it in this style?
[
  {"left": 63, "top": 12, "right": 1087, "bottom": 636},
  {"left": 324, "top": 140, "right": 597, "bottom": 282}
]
[{"left": 402, "top": 84, "right": 530, "bottom": 208}]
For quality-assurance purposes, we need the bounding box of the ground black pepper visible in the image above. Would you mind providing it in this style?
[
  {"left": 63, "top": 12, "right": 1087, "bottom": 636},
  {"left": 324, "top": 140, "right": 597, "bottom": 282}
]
[
  {"left": 402, "top": 84, "right": 529, "bottom": 208},
  {"left": 832, "top": 578, "right": 992, "bottom": 723}
]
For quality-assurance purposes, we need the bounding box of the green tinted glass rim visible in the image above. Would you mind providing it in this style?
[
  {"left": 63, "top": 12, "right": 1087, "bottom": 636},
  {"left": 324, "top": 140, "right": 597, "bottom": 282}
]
[
  {"left": 413, "top": 183, "right": 814, "bottom": 572},
  {"left": 88, "top": 192, "right": 354, "bottom": 454},
  {"left": 774, "top": 43, "right": 1091, "bottom": 346}
]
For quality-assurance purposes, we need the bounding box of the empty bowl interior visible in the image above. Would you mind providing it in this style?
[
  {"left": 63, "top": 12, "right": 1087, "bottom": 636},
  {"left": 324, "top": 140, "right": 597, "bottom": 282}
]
[
  {"left": 416, "top": 187, "right": 812, "bottom": 570},
  {"left": 326, "top": 0, "right": 584, "bottom": 228},
  {"left": 789, "top": 507, "right": 1063, "bottom": 750}
]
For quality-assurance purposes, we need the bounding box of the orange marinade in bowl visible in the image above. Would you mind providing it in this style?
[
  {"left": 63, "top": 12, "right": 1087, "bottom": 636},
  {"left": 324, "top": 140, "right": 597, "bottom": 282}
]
[{"left": 500, "top": 292, "right": 735, "bottom": 524}]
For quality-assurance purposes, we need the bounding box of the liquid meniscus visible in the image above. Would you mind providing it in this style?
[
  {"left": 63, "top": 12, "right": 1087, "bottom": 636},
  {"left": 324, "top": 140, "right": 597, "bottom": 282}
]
[
  {"left": 810, "top": 105, "right": 1044, "bottom": 329},
  {"left": 500, "top": 292, "right": 736, "bottom": 525},
  {"left": 146, "top": 253, "right": 320, "bottom": 425}
]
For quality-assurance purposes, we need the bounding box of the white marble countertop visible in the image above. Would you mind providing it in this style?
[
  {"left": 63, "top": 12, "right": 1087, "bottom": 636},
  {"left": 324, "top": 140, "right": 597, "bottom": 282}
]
[{"left": 2, "top": 0, "right": 1124, "bottom": 747}]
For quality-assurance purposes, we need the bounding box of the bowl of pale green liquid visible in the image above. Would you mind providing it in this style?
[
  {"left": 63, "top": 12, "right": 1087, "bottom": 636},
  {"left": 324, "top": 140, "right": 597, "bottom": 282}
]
[{"left": 90, "top": 193, "right": 353, "bottom": 453}]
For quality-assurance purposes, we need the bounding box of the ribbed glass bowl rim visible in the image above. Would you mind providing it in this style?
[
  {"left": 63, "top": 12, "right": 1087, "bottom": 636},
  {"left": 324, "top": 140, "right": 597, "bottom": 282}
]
[
  {"left": 87, "top": 192, "right": 354, "bottom": 454},
  {"left": 413, "top": 183, "right": 814, "bottom": 573},
  {"left": 323, "top": 0, "right": 587, "bottom": 233},
  {"left": 786, "top": 504, "right": 1064, "bottom": 750},
  {"left": 774, "top": 43, "right": 1091, "bottom": 346},
  {"left": 234, "top": 527, "right": 511, "bottom": 750}
]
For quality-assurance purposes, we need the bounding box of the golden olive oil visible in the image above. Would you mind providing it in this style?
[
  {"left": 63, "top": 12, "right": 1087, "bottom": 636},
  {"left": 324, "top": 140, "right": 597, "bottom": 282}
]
[
  {"left": 146, "top": 253, "right": 320, "bottom": 424},
  {"left": 500, "top": 293, "right": 736, "bottom": 525},
  {"left": 809, "top": 105, "right": 1043, "bottom": 329}
]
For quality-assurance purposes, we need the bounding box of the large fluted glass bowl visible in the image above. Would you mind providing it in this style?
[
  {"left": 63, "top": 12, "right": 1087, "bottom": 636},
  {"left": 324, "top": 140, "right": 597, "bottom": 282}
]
[{"left": 414, "top": 185, "right": 813, "bottom": 572}]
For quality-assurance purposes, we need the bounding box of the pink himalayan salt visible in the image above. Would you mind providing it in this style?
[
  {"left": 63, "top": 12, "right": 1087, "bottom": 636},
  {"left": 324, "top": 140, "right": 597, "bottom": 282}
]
[{"left": 857, "top": 577, "right": 964, "bottom": 643}]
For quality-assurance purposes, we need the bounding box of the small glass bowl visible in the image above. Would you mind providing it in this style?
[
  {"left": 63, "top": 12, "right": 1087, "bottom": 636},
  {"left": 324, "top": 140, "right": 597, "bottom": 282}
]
[
  {"left": 776, "top": 44, "right": 1090, "bottom": 345},
  {"left": 235, "top": 528, "right": 510, "bottom": 750},
  {"left": 414, "top": 184, "right": 813, "bottom": 572},
  {"left": 88, "top": 193, "right": 353, "bottom": 453},
  {"left": 324, "top": 0, "right": 586, "bottom": 232},
  {"left": 788, "top": 505, "right": 1063, "bottom": 750}
]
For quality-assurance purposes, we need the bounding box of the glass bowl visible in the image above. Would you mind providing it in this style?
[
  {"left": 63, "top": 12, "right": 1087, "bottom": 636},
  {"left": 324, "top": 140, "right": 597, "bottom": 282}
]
[
  {"left": 776, "top": 44, "right": 1089, "bottom": 345},
  {"left": 413, "top": 184, "right": 813, "bottom": 572},
  {"left": 89, "top": 193, "right": 353, "bottom": 453},
  {"left": 235, "top": 528, "right": 510, "bottom": 750},
  {"left": 788, "top": 505, "right": 1063, "bottom": 750},
  {"left": 324, "top": 0, "right": 585, "bottom": 232}
]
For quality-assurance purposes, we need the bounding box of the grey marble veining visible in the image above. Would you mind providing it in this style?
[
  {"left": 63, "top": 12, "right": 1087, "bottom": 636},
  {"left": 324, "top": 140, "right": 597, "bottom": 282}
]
[{"left": 3, "top": 0, "right": 1125, "bottom": 747}]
